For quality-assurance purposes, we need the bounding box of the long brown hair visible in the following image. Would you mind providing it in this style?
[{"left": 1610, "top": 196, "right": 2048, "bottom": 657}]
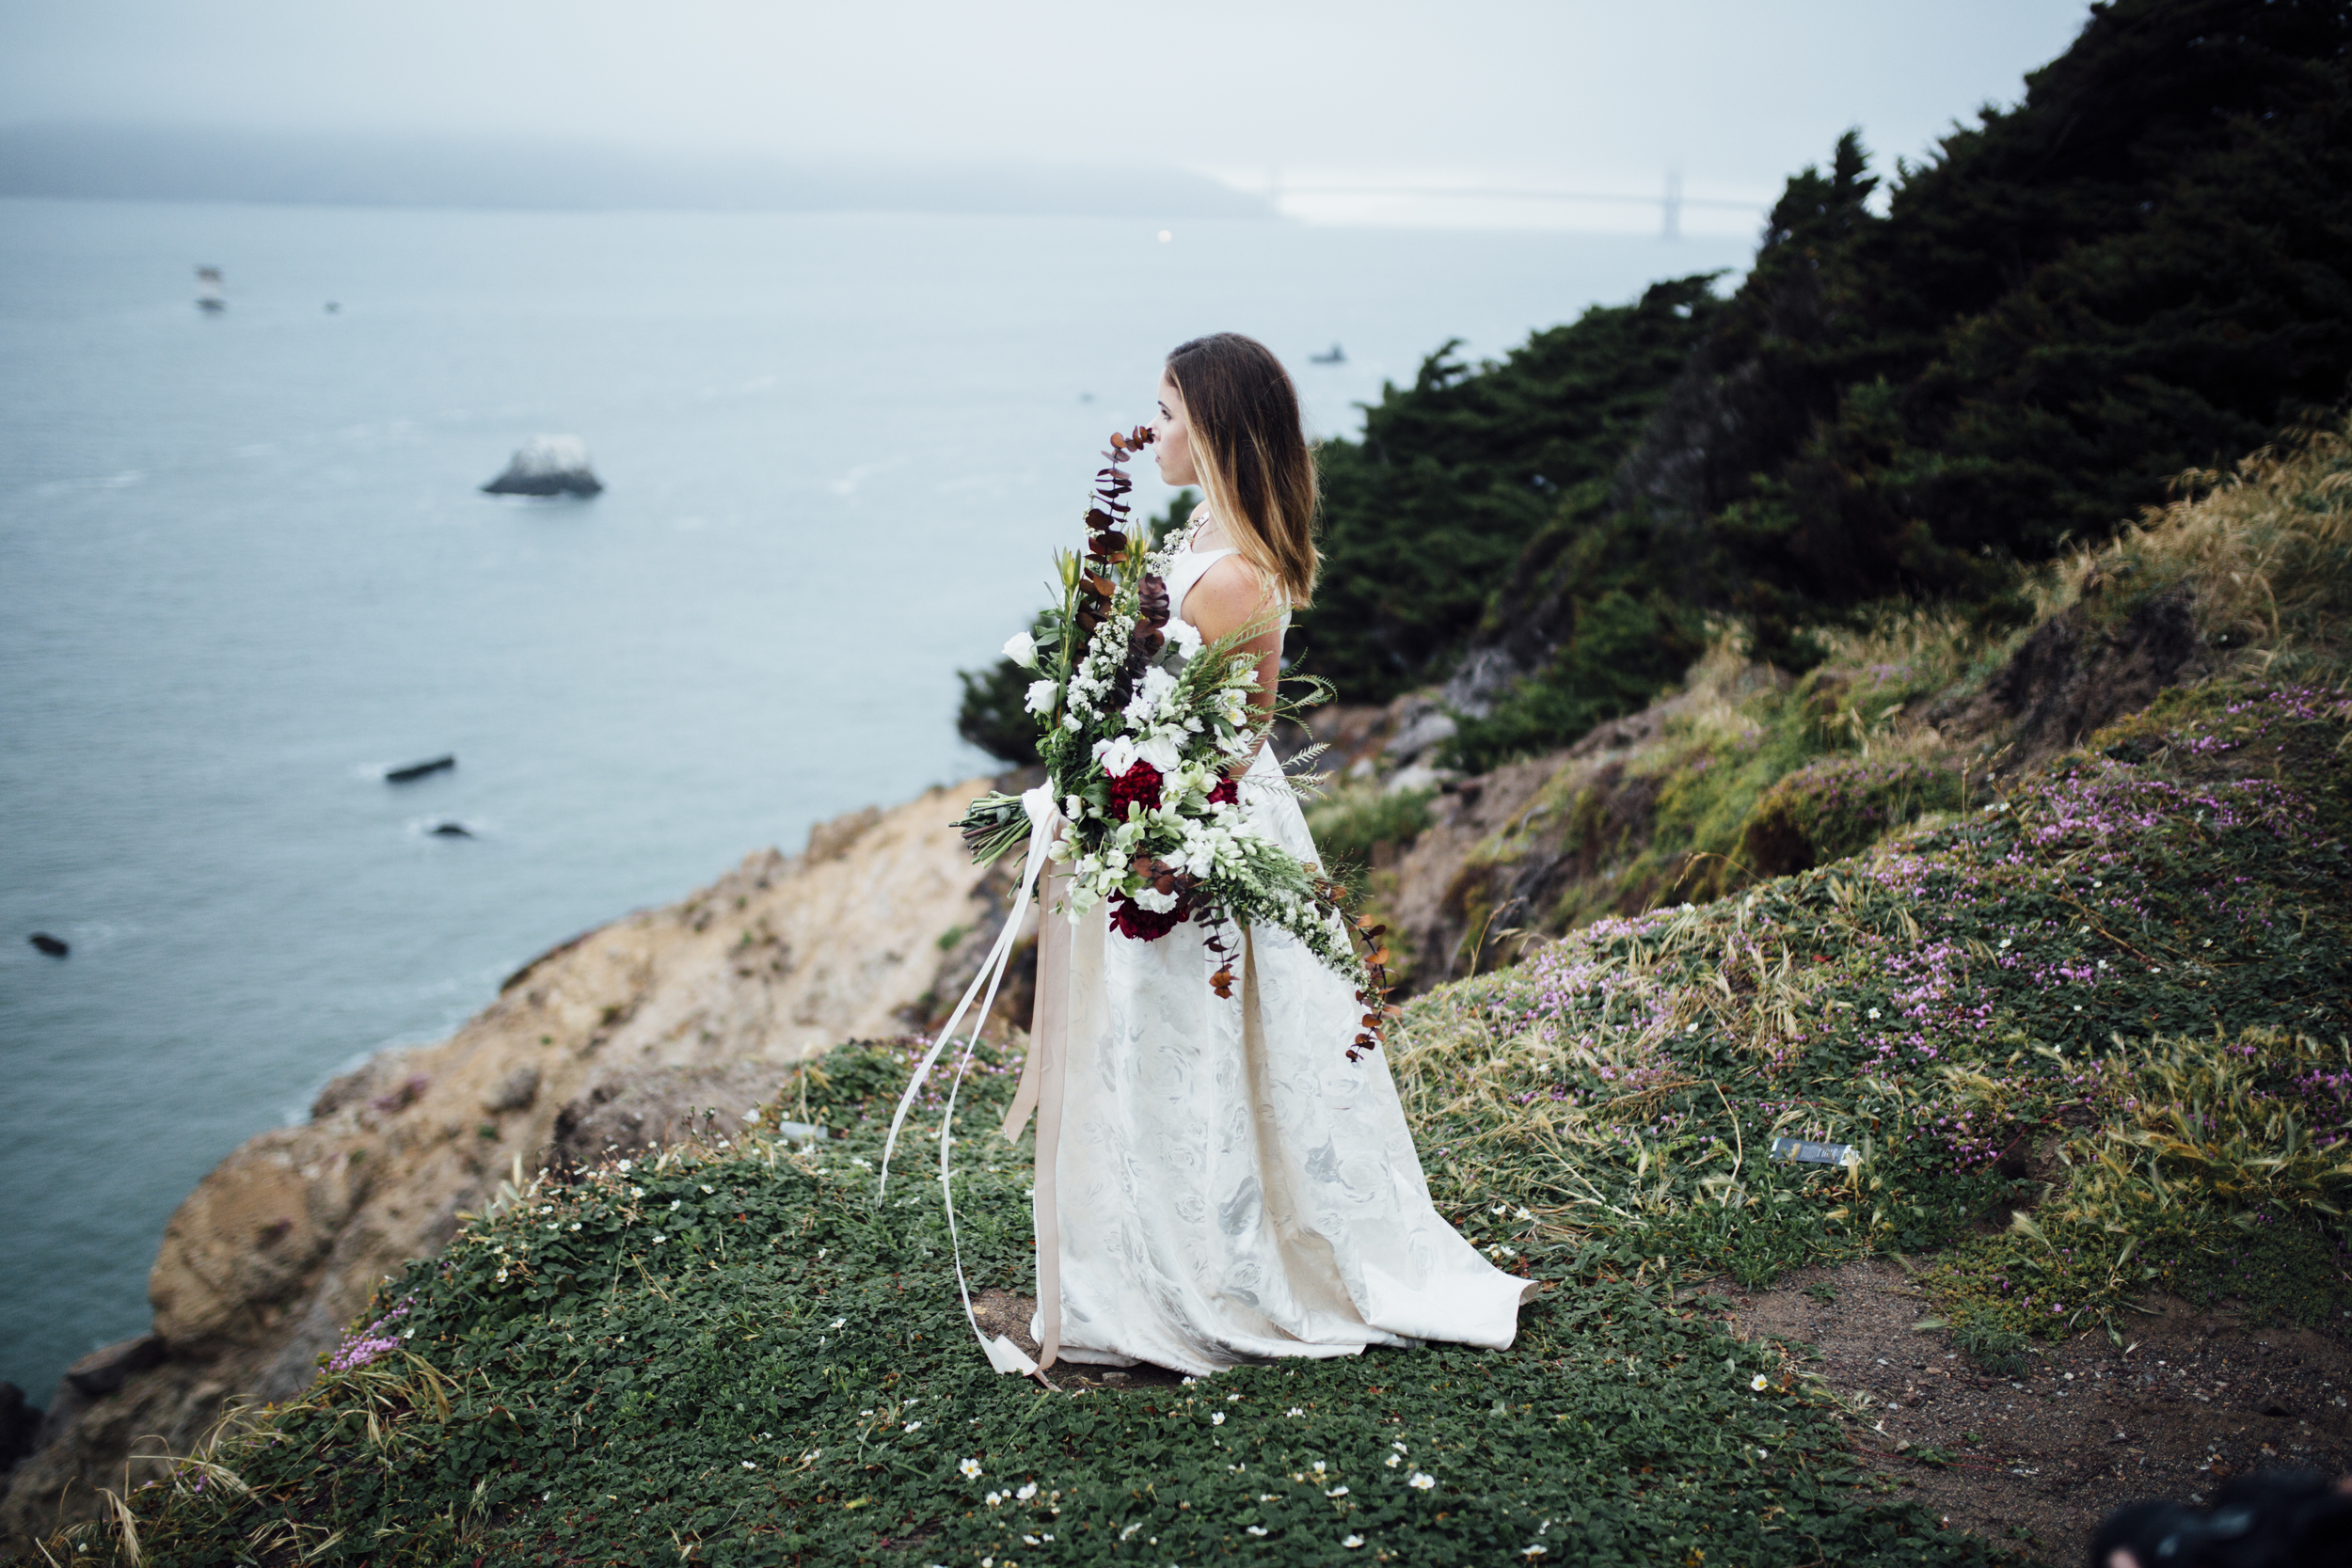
[{"left": 1165, "top": 333, "right": 1320, "bottom": 608}]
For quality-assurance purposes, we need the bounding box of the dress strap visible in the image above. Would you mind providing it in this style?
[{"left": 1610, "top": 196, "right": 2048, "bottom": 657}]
[{"left": 1166, "top": 547, "right": 1239, "bottom": 627}]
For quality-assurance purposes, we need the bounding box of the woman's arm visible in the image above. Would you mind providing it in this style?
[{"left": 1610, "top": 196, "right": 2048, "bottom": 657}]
[{"left": 1181, "top": 554, "right": 1285, "bottom": 750}]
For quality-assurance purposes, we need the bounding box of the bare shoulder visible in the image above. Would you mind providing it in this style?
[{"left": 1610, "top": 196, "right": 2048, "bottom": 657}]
[{"left": 1184, "top": 554, "right": 1282, "bottom": 642}]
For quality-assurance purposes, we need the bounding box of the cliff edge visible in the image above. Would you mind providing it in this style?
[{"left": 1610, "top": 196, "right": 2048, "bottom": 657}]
[{"left": 0, "top": 776, "right": 1020, "bottom": 1548}]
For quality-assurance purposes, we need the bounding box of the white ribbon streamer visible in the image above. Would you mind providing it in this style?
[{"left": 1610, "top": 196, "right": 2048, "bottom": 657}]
[{"left": 879, "top": 784, "right": 1059, "bottom": 1378}]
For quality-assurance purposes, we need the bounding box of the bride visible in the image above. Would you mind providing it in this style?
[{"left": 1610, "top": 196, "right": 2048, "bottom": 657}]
[{"left": 1013, "top": 331, "right": 1534, "bottom": 1376}]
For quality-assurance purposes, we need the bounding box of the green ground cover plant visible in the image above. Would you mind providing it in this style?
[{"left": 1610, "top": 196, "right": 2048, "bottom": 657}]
[
  {"left": 55, "top": 672, "right": 2347, "bottom": 1567},
  {"left": 1398, "top": 678, "right": 2352, "bottom": 1344},
  {"left": 79, "top": 1047, "right": 2001, "bottom": 1568}
]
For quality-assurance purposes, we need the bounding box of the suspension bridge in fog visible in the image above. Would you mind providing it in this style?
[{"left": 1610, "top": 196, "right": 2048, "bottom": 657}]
[{"left": 1267, "top": 170, "right": 1769, "bottom": 238}]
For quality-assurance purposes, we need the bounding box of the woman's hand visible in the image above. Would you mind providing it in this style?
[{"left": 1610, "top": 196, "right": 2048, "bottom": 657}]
[{"left": 1180, "top": 554, "right": 1284, "bottom": 764}]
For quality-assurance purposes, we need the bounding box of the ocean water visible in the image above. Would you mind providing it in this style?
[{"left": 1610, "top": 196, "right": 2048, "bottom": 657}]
[{"left": 0, "top": 197, "right": 1750, "bottom": 1399}]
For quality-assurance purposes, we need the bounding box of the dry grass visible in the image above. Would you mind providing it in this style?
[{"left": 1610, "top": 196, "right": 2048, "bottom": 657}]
[{"left": 2053, "top": 415, "right": 2352, "bottom": 667}]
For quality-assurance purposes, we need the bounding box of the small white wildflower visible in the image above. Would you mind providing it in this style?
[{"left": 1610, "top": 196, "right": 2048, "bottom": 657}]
[
  {"left": 1212, "top": 1412, "right": 1226, "bottom": 1426},
  {"left": 670, "top": 1199, "right": 682, "bottom": 1211},
  {"left": 1386, "top": 1454, "right": 1401, "bottom": 1467},
  {"left": 986, "top": 1491, "right": 1002, "bottom": 1507},
  {"left": 1120, "top": 1522, "right": 1142, "bottom": 1541},
  {"left": 1327, "top": 1485, "right": 1349, "bottom": 1497},
  {"left": 1016, "top": 1481, "right": 1038, "bottom": 1501},
  {"left": 1408, "top": 1472, "right": 1436, "bottom": 1491},
  {"left": 1515, "top": 1206, "right": 1532, "bottom": 1221},
  {"left": 1750, "top": 1374, "right": 1772, "bottom": 1391},
  {"left": 905, "top": 1421, "right": 922, "bottom": 1433},
  {"left": 1522, "top": 1547, "right": 1548, "bottom": 1560},
  {"left": 1867, "top": 1007, "right": 1882, "bottom": 1020},
  {"left": 1343, "top": 1533, "right": 1366, "bottom": 1548},
  {"left": 1391, "top": 1441, "right": 1407, "bottom": 1453},
  {"left": 1312, "top": 1462, "right": 1326, "bottom": 1475},
  {"left": 568, "top": 1222, "right": 581, "bottom": 1231},
  {"left": 1023, "top": 1534, "right": 1040, "bottom": 1545},
  {"left": 960, "top": 1458, "right": 982, "bottom": 1480},
  {"left": 1288, "top": 1406, "right": 1305, "bottom": 1417},
  {"left": 1247, "top": 1524, "right": 1269, "bottom": 1536},
  {"left": 831, "top": 1318, "right": 846, "bottom": 1329},
  {"left": 650, "top": 1234, "right": 665, "bottom": 1244},
  {"left": 615, "top": 1159, "right": 632, "bottom": 1173},
  {"left": 740, "top": 1461, "right": 755, "bottom": 1470},
  {"left": 700, "top": 1184, "right": 715, "bottom": 1194}
]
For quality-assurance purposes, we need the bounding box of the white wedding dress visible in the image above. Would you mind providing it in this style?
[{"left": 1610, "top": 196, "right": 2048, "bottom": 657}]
[{"left": 1032, "top": 536, "right": 1534, "bottom": 1375}]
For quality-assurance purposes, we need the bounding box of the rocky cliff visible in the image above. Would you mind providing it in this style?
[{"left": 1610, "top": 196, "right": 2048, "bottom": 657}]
[{"left": 0, "top": 777, "right": 1022, "bottom": 1549}]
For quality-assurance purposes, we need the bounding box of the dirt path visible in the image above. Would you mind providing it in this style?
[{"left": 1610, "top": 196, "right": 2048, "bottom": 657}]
[{"left": 1717, "top": 1259, "right": 2352, "bottom": 1564}]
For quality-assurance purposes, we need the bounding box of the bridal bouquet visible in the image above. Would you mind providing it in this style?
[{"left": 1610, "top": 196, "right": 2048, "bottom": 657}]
[{"left": 956, "top": 426, "right": 1390, "bottom": 1056}]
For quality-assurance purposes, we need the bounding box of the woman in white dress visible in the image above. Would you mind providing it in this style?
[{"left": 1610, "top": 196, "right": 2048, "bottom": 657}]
[{"left": 1025, "top": 332, "right": 1533, "bottom": 1377}]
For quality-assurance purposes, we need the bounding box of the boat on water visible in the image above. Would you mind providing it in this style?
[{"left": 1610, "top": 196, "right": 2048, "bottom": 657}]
[
  {"left": 1309, "top": 342, "right": 1344, "bottom": 364},
  {"left": 196, "top": 267, "right": 225, "bottom": 313}
]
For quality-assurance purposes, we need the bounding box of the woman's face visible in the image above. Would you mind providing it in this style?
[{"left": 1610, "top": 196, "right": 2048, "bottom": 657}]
[{"left": 1151, "top": 371, "right": 1200, "bottom": 489}]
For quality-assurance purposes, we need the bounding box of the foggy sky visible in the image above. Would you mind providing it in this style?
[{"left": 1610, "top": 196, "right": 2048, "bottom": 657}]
[{"left": 0, "top": 0, "right": 2093, "bottom": 230}]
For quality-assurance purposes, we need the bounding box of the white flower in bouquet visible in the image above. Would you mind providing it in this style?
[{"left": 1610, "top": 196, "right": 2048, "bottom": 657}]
[
  {"left": 1024, "top": 678, "right": 1058, "bottom": 715},
  {"left": 1093, "top": 735, "right": 1142, "bottom": 776},
  {"left": 1132, "top": 885, "right": 1181, "bottom": 914},
  {"left": 1122, "top": 665, "right": 1179, "bottom": 727},
  {"left": 1166, "top": 619, "right": 1203, "bottom": 657},
  {"left": 1002, "top": 630, "right": 1040, "bottom": 669}
]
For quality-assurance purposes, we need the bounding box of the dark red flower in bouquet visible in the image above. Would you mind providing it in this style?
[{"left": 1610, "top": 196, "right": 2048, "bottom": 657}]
[
  {"left": 1107, "top": 760, "right": 1164, "bottom": 815},
  {"left": 1206, "top": 776, "right": 1239, "bottom": 807},
  {"left": 1108, "top": 891, "right": 1188, "bottom": 942}
]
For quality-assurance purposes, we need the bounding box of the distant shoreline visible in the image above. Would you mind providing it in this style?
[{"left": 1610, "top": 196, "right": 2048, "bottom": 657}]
[{"left": 0, "top": 122, "right": 1279, "bottom": 221}]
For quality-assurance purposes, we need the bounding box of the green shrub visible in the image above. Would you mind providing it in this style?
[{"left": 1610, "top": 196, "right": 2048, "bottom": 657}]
[{"left": 1302, "top": 782, "right": 1437, "bottom": 870}]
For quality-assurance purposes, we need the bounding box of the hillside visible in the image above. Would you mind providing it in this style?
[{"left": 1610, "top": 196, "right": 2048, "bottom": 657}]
[
  {"left": 952, "top": 4, "right": 2351, "bottom": 778},
  {"left": 1291, "top": 0, "right": 2352, "bottom": 769},
  {"left": 22, "top": 413, "right": 2348, "bottom": 1567}
]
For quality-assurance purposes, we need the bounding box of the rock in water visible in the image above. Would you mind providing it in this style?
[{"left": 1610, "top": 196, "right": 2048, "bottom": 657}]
[
  {"left": 482, "top": 435, "right": 602, "bottom": 498},
  {"left": 429, "top": 821, "right": 473, "bottom": 838},
  {"left": 28, "top": 933, "right": 68, "bottom": 958},
  {"left": 385, "top": 754, "right": 454, "bottom": 784}
]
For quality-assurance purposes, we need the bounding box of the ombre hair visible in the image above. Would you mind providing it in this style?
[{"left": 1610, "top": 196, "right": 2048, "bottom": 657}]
[{"left": 1164, "top": 333, "right": 1320, "bottom": 608}]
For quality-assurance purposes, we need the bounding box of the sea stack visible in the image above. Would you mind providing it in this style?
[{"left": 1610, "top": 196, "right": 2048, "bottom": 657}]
[{"left": 482, "top": 436, "right": 602, "bottom": 498}]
